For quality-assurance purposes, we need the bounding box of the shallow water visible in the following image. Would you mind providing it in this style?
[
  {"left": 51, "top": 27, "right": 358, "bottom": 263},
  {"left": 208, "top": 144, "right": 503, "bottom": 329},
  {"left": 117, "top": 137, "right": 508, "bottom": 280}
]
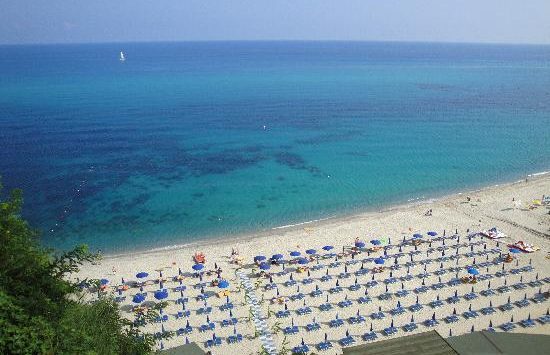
[{"left": 0, "top": 41, "right": 549, "bottom": 252}]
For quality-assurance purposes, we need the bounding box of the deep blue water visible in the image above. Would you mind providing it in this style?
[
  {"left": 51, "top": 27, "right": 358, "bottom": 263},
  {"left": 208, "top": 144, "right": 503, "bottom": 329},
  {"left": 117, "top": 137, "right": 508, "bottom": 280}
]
[{"left": 1, "top": 41, "right": 549, "bottom": 252}]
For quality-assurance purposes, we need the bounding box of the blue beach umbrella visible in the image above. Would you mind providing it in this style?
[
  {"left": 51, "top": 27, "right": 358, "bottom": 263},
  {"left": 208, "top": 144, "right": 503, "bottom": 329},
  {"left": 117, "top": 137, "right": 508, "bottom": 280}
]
[
  {"left": 218, "top": 280, "right": 230, "bottom": 289},
  {"left": 427, "top": 231, "right": 438, "bottom": 236},
  {"left": 467, "top": 268, "right": 479, "bottom": 275},
  {"left": 322, "top": 245, "right": 334, "bottom": 251},
  {"left": 132, "top": 293, "right": 145, "bottom": 303},
  {"left": 290, "top": 251, "right": 301, "bottom": 257},
  {"left": 192, "top": 264, "right": 204, "bottom": 271},
  {"left": 154, "top": 290, "right": 168, "bottom": 300},
  {"left": 136, "top": 272, "right": 149, "bottom": 279},
  {"left": 306, "top": 249, "right": 317, "bottom": 255},
  {"left": 355, "top": 241, "right": 366, "bottom": 248},
  {"left": 100, "top": 279, "right": 109, "bottom": 285},
  {"left": 371, "top": 240, "right": 381, "bottom": 246},
  {"left": 413, "top": 234, "right": 423, "bottom": 239},
  {"left": 254, "top": 255, "right": 266, "bottom": 262},
  {"left": 271, "top": 254, "right": 284, "bottom": 260},
  {"left": 298, "top": 258, "right": 309, "bottom": 265},
  {"left": 259, "top": 263, "right": 271, "bottom": 270},
  {"left": 374, "top": 258, "right": 385, "bottom": 265}
]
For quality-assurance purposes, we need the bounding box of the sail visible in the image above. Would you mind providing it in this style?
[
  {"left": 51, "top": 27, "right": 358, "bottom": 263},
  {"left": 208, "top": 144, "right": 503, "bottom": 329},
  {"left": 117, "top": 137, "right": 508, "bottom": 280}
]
[{"left": 120, "top": 51, "right": 125, "bottom": 61}]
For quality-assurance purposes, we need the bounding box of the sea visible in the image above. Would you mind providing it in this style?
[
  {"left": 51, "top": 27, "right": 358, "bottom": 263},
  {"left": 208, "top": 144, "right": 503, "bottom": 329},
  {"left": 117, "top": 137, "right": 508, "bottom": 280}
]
[{"left": 0, "top": 41, "right": 549, "bottom": 253}]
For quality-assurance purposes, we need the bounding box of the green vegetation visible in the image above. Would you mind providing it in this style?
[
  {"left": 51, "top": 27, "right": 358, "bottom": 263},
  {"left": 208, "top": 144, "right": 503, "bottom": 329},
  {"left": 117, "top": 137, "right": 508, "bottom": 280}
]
[{"left": 0, "top": 181, "right": 155, "bottom": 354}]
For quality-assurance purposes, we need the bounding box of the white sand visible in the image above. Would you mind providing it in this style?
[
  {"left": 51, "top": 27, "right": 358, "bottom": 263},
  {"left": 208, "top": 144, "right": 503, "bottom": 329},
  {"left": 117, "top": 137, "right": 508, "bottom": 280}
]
[{"left": 78, "top": 174, "right": 550, "bottom": 354}]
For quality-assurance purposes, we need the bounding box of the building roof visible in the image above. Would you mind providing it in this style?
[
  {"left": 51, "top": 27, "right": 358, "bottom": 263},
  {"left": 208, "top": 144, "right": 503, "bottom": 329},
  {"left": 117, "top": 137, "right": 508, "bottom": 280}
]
[
  {"left": 157, "top": 342, "right": 206, "bottom": 355},
  {"left": 343, "top": 330, "right": 457, "bottom": 355},
  {"left": 447, "top": 331, "right": 550, "bottom": 354},
  {"left": 343, "top": 330, "right": 550, "bottom": 355}
]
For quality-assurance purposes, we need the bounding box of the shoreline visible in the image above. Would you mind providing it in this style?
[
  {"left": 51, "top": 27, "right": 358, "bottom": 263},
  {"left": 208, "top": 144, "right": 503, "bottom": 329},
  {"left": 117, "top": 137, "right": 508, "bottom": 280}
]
[
  {"left": 99, "top": 170, "right": 549, "bottom": 259},
  {"left": 79, "top": 172, "right": 550, "bottom": 354}
]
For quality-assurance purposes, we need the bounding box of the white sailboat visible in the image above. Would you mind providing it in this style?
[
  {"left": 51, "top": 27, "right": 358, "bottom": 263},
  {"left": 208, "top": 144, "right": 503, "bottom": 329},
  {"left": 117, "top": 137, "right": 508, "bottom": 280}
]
[{"left": 119, "top": 51, "right": 126, "bottom": 62}]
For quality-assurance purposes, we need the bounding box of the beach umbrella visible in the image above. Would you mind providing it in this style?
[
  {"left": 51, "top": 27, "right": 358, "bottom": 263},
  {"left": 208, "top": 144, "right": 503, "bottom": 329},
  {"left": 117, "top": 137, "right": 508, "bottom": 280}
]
[
  {"left": 374, "top": 258, "right": 385, "bottom": 265},
  {"left": 192, "top": 264, "right": 204, "bottom": 271},
  {"left": 136, "top": 272, "right": 149, "bottom": 279},
  {"left": 100, "top": 279, "right": 109, "bottom": 285},
  {"left": 355, "top": 241, "right": 366, "bottom": 248},
  {"left": 132, "top": 293, "right": 145, "bottom": 303},
  {"left": 413, "top": 233, "right": 423, "bottom": 239},
  {"left": 154, "top": 290, "right": 168, "bottom": 300},
  {"left": 427, "top": 231, "right": 437, "bottom": 236},
  {"left": 259, "top": 263, "right": 271, "bottom": 270},
  {"left": 322, "top": 245, "right": 334, "bottom": 251},
  {"left": 290, "top": 251, "right": 301, "bottom": 257},
  {"left": 467, "top": 268, "right": 479, "bottom": 275},
  {"left": 370, "top": 240, "right": 381, "bottom": 246},
  {"left": 218, "top": 280, "right": 230, "bottom": 289},
  {"left": 306, "top": 249, "right": 317, "bottom": 255},
  {"left": 298, "top": 258, "right": 309, "bottom": 265},
  {"left": 271, "top": 253, "right": 284, "bottom": 260},
  {"left": 254, "top": 255, "right": 266, "bottom": 262}
]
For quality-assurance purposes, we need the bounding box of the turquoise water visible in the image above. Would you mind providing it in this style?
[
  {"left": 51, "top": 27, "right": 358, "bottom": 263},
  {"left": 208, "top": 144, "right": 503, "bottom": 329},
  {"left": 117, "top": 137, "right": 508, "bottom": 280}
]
[{"left": 0, "top": 41, "right": 549, "bottom": 252}]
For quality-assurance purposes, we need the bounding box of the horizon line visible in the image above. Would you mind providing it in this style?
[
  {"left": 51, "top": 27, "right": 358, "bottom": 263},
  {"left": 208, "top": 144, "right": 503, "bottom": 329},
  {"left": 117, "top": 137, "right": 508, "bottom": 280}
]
[{"left": 2, "top": 38, "right": 550, "bottom": 47}]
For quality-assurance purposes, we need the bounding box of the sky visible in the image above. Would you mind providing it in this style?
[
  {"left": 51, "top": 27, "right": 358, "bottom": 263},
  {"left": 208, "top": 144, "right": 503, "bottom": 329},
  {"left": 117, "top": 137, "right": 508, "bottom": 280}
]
[{"left": 1, "top": 0, "right": 549, "bottom": 45}]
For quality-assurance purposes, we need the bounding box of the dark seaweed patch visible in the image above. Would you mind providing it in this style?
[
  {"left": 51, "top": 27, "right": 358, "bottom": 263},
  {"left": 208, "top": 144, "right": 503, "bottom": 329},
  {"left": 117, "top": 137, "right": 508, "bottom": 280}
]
[
  {"left": 416, "top": 83, "right": 455, "bottom": 91},
  {"left": 273, "top": 151, "right": 324, "bottom": 177},
  {"left": 274, "top": 152, "right": 307, "bottom": 169},
  {"left": 346, "top": 151, "right": 369, "bottom": 157},
  {"left": 295, "top": 130, "right": 364, "bottom": 145}
]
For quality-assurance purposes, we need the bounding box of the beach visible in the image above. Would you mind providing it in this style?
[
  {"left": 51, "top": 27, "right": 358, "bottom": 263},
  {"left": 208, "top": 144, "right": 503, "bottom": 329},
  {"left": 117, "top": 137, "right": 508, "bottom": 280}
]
[{"left": 77, "top": 174, "right": 550, "bottom": 353}]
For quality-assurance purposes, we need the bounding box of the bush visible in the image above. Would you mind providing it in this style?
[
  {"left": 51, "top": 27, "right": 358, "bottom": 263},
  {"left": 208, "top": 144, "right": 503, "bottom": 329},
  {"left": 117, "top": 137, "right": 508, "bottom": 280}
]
[{"left": 0, "top": 180, "right": 153, "bottom": 354}]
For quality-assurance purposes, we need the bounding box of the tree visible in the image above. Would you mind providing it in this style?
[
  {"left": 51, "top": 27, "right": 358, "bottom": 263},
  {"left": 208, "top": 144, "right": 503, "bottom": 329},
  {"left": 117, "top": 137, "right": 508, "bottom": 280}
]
[{"left": 0, "top": 179, "right": 154, "bottom": 354}]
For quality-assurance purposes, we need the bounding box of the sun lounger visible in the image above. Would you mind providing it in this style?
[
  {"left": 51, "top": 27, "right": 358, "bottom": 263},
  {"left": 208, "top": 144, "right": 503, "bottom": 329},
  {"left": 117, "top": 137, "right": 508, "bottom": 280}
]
[
  {"left": 317, "top": 341, "right": 332, "bottom": 351},
  {"left": 424, "top": 319, "right": 439, "bottom": 327},
  {"left": 480, "top": 307, "right": 496, "bottom": 315},
  {"left": 499, "top": 322, "right": 516, "bottom": 332},
  {"left": 444, "top": 315, "right": 459, "bottom": 323},
  {"left": 515, "top": 299, "right": 530, "bottom": 308},
  {"left": 403, "top": 323, "right": 418, "bottom": 332},
  {"left": 358, "top": 296, "right": 372, "bottom": 304},
  {"left": 383, "top": 326, "right": 398, "bottom": 335},
  {"left": 339, "top": 335, "right": 355, "bottom": 346},
  {"left": 221, "top": 318, "right": 238, "bottom": 327},
  {"left": 362, "top": 332, "right": 378, "bottom": 341},
  {"left": 396, "top": 290, "right": 409, "bottom": 297},
  {"left": 306, "top": 322, "right": 321, "bottom": 331},
  {"left": 390, "top": 307, "right": 406, "bottom": 315},
  {"left": 370, "top": 311, "right": 385, "bottom": 320},
  {"left": 329, "top": 319, "right": 344, "bottom": 328},
  {"left": 205, "top": 336, "right": 222, "bottom": 348},
  {"left": 292, "top": 345, "right": 309, "bottom": 354},
  {"left": 463, "top": 310, "right": 479, "bottom": 319},
  {"left": 349, "top": 315, "right": 366, "bottom": 324},
  {"left": 283, "top": 326, "right": 299, "bottom": 335}
]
